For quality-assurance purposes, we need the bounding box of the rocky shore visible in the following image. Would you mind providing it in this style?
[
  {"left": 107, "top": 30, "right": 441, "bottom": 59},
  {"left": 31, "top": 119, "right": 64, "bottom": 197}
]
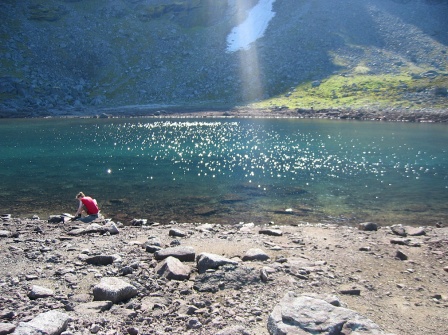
[
  {"left": 1, "top": 214, "right": 447, "bottom": 335},
  {"left": 146, "top": 107, "right": 448, "bottom": 123}
]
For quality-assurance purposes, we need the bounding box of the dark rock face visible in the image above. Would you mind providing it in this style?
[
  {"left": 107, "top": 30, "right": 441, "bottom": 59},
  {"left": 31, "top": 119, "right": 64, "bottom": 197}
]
[{"left": 0, "top": 0, "right": 447, "bottom": 117}]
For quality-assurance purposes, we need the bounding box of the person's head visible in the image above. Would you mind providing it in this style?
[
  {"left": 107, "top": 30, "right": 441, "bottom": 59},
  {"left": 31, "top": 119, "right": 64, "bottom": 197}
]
[{"left": 76, "top": 192, "right": 85, "bottom": 199}]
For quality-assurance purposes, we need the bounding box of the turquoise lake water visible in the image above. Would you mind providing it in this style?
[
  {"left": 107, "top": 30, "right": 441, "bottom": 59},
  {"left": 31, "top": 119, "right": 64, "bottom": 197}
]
[{"left": 0, "top": 117, "right": 447, "bottom": 226}]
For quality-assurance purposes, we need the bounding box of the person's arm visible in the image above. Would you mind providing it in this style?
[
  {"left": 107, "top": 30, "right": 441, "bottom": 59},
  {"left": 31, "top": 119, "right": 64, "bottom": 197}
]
[{"left": 75, "top": 200, "right": 83, "bottom": 216}]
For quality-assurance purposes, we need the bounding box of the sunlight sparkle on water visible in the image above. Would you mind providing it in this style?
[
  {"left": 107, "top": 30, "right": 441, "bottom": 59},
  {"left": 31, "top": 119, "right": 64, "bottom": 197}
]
[{"left": 0, "top": 118, "right": 447, "bottom": 226}]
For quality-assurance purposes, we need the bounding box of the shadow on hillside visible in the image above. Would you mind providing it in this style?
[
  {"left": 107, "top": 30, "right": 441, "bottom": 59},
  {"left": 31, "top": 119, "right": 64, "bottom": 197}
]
[{"left": 232, "top": 0, "right": 448, "bottom": 103}]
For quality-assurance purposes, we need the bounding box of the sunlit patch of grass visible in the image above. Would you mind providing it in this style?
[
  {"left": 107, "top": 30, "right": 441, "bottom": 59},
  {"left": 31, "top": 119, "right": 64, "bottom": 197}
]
[{"left": 251, "top": 70, "right": 448, "bottom": 110}]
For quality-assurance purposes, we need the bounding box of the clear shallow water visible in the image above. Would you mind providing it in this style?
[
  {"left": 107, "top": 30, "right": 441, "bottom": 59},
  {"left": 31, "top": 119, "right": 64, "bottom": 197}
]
[{"left": 0, "top": 117, "right": 447, "bottom": 226}]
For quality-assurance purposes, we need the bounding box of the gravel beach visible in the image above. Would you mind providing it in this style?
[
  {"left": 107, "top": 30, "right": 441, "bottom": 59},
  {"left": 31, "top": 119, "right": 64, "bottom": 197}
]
[{"left": 1, "top": 214, "right": 447, "bottom": 335}]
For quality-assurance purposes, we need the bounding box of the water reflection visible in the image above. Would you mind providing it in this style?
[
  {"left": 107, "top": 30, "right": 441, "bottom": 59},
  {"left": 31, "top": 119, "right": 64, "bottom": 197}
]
[{"left": 0, "top": 118, "right": 446, "bottom": 226}]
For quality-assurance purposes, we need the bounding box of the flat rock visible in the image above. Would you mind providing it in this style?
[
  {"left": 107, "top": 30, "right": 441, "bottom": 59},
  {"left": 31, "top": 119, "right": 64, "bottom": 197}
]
[
  {"left": 0, "top": 230, "right": 12, "bottom": 238},
  {"left": 390, "top": 225, "right": 407, "bottom": 237},
  {"left": 242, "top": 248, "right": 270, "bottom": 261},
  {"left": 215, "top": 325, "right": 250, "bottom": 335},
  {"left": 154, "top": 246, "right": 196, "bottom": 262},
  {"left": 390, "top": 238, "right": 421, "bottom": 247},
  {"left": 67, "top": 222, "right": 119, "bottom": 236},
  {"left": 196, "top": 252, "right": 239, "bottom": 273},
  {"left": 406, "top": 226, "right": 426, "bottom": 236},
  {"left": 339, "top": 288, "right": 362, "bottom": 296},
  {"left": 93, "top": 277, "right": 138, "bottom": 304},
  {"left": 358, "top": 222, "right": 378, "bottom": 231},
  {"left": 0, "top": 323, "right": 16, "bottom": 335},
  {"left": 145, "top": 245, "right": 162, "bottom": 253},
  {"left": 155, "top": 256, "right": 191, "bottom": 280},
  {"left": 84, "top": 254, "right": 121, "bottom": 266},
  {"left": 259, "top": 228, "right": 283, "bottom": 236},
  {"left": 194, "top": 265, "right": 260, "bottom": 293},
  {"left": 28, "top": 285, "right": 54, "bottom": 299},
  {"left": 268, "top": 292, "right": 392, "bottom": 335},
  {"left": 169, "top": 228, "right": 188, "bottom": 237},
  {"left": 12, "top": 310, "right": 71, "bottom": 335}
]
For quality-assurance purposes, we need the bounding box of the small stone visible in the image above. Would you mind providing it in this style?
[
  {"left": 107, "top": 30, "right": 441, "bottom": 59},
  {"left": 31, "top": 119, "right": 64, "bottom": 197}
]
[
  {"left": 130, "top": 218, "right": 147, "bottom": 226},
  {"left": 339, "top": 288, "right": 361, "bottom": 295},
  {"left": 406, "top": 227, "right": 426, "bottom": 236},
  {"left": 145, "top": 245, "right": 162, "bottom": 253},
  {"left": 259, "top": 228, "right": 283, "bottom": 236},
  {"left": 28, "top": 285, "right": 54, "bottom": 299},
  {"left": 242, "top": 248, "right": 270, "bottom": 262},
  {"left": 154, "top": 246, "right": 196, "bottom": 262},
  {"left": 0, "top": 230, "right": 12, "bottom": 238},
  {"left": 90, "top": 324, "right": 101, "bottom": 334},
  {"left": 127, "top": 327, "right": 139, "bottom": 335},
  {"left": 260, "top": 268, "right": 269, "bottom": 282},
  {"left": 390, "top": 225, "right": 407, "bottom": 237},
  {"left": 85, "top": 254, "right": 121, "bottom": 266},
  {"left": 186, "top": 318, "right": 202, "bottom": 329},
  {"left": 358, "top": 222, "right": 378, "bottom": 231},
  {"left": 169, "top": 228, "right": 188, "bottom": 237},
  {"left": 395, "top": 249, "right": 408, "bottom": 261},
  {"left": 359, "top": 246, "right": 371, "bottom": 252}
]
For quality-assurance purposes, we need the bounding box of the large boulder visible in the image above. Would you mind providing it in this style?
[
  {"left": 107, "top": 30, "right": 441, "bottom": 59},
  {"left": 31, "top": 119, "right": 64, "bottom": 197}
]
[
  {"left": 242, "top": 248, "right": 270, "bottom": 262},
  {"left": 268, "top": 292, "right": 394, "bottom": 335},
  {"left": 196, "top": 252, "right": 239, "bottom": 273},
  {"left": 154, "top": 246, "right": 196, "bottom": 262},
  {"left": 155, "top": 256, "right": 191, "bottom": 280},
  {"left": 93, "top": 277, "right": 138, "bottom": 304}
]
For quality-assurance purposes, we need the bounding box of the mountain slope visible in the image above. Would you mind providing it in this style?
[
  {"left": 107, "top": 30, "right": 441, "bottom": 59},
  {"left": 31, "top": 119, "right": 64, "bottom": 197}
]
[{"left": 0, "top": 0, "right": 447, "bottom": 117}]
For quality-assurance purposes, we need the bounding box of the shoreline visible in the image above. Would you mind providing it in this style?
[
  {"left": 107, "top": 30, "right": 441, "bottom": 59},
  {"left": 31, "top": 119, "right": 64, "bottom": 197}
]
[{"left": 2, "top": 106, "right": 448, "bottom": 123}]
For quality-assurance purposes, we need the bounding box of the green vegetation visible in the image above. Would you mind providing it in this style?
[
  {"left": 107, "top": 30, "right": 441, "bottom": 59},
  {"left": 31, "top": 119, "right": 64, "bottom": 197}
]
[{"left": 251, "top": 70, "right": 448, "bottom": 111}]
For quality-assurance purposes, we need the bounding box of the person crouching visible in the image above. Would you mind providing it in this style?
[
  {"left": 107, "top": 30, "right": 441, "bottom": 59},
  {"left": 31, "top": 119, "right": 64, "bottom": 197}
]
[{"left": 74, "top": 192, "right": 100, "bottom": 223}]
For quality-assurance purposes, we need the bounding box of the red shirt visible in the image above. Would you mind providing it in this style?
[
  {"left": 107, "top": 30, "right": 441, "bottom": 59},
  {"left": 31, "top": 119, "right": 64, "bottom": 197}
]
[{"left": 81, "top": 197, "right": 99, "bottom": 215}]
